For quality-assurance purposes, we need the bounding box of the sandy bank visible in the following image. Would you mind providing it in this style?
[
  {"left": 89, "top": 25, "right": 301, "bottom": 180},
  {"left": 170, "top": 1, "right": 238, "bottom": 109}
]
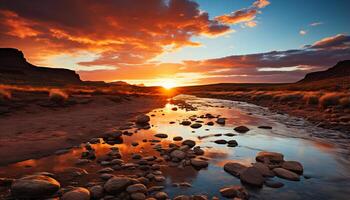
[{"left": 0, "top": 95, "right": 166, "bottom": 165}]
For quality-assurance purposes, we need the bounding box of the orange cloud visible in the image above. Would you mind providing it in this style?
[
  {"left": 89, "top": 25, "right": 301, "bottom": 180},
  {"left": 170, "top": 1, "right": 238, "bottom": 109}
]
[
  {"left": 215, "top": 0, "right": 270, "bottom": 25},
  {"left": 0, "top": 0, "right": 231, "bottom": 66}
]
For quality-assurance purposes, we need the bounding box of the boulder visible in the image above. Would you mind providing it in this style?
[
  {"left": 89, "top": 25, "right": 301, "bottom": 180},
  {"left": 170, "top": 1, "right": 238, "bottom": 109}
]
[
  {"left": 281, "top": 161, "right": 303, "bottom": 174},
  {"left": 89, "top": 185, "right": 104, "bottom": 199},
  {"left": 273, "top": 168, "right": 300, "bottom": 181},
  {"left": 170, "top": 150, "right": 186, "bottom": 160},
  {"left": 256, "top": 151, "right": 284, "bottom": 163},
  {"left": 240, "top": 167, "right": 264, "bottom": 187},
  {"left": 62, "top": 187, "right": 90, "bottom": 200},
  {"left": 252, "top": 162, "right": 275, "bottom": 177},
  {"left": 104, "top": 177, "right": 134, "bottom": 194},
  {"left": 190, "top": 159, "right": 209, "bottom": 169},
  {"left": 11, "top": 175, "right": 60, "bottom": 199},
  {"left": 126, "top": 183, "right": 147, "bottom": 193},
  {"left": 223, "top": 162, "right": 247, "bottom": 177}
]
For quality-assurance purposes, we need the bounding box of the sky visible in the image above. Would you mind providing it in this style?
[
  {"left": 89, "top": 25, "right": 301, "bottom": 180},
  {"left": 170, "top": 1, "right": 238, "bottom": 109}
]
[{"left": 0, "top": 0, "right": 349, "bottom": 86}]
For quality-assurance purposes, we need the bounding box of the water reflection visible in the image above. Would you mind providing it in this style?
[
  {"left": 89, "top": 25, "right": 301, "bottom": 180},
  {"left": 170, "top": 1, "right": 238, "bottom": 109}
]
[{"left": 1, "top": 95, "right": 350, "bottom": 199}]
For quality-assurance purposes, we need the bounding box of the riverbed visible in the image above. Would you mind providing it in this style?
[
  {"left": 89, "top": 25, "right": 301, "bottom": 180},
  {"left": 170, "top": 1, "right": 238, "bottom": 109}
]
[{"left": 1, "top": 95, "right": 349, "bottom": 199}]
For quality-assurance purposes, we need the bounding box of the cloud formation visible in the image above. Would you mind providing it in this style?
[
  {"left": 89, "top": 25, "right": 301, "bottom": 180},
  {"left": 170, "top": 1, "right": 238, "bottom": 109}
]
[
  {"left": 79, "top": 34, "right": 350, "bottom": 84},
  {"left": 215, "top": 0, "right": 270, "bottom": 25},
  {"left": 0, "top": 0, "right": 231, "bottom": 65}
]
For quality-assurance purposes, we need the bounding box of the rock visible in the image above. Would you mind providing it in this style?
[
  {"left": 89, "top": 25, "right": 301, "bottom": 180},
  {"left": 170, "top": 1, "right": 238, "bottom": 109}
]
[
  {"left": 281, "top": 161, "right": 303, "bottom": 174},
  {"left": 264, "top": 179, "right": 284, "bottom": 188},
  {"left": 11, "top": 175, "right": 60, "bottom": 199},
  {"left": 224, "top": 133, "right": 236, "bottom": 137},
  {"left": 154, "top": 191, "right": 168, "bottom": 200},
  {"left": 132, "top": 154, "right": 142, "bottom": 159},
  {"left": 181, "top": 121, "right": 191, "bottom": 126},
  {"left": 190, "top": 123, "right": 202, "bottom": 129},
  {"left": 240, "top": 167, "right": 264, "bottom": 187},
  {"left": 98, "top": 167, "right": 114, "bottom": 173},
  {"left": 136, "top": 114, "right": 150, "bottom": 124},
  {"left": 220, "top": 185, "right": 249, "bottom": 199},
  {"left": 214, "top": 139, "right": 227, "bottom": 144},
  {"left": 182, "top": 140, "right": 196, "bottom": 148},
  {"left": 173, "top": 136, "right": 183, "bottom": 141},
  {"left": 216, "top": 118, "right": 226, "bottom": 125},
  {"left": 256, "top": 151, "right": 284, "bottom": 163},
  {"left": 193, "top": 146, "right": 204, "bottom": 155},
  {"left": 174, "top": 195, "right": 191, "bottom": 200},
  {"left": 273, "top": 168, "right": 300, "bottom": 181},
  {"left": 252, "top": 162, "right": 274, "bottom": 177},
  {"left": 258, "top": 126, "right": 272, "bottom": 129},
  {"left": 131, "top": 192, "right": 146, "bottom": 200},
  {"left": 227, "top": 140, "right": 238, "bottom": 147},
  {"left": 206, "top": 121, "right": 214, "bottom": 126},
  {"left": 234, "top": 126, "right": 250, "bottom": 133},
  {"left": 192, "top": 195, "right": 208, "bottom": 200},
  {"left": 154, "top": 133, "right": 168, "bottom": 138},
  {"left": 126, "top": 183, "right": 147, "bottom": 193},
  {"left": 190, "top": 158, "right": 208, "bottom": 169},
  {"left": 132, "top": 142, "right": 139, "bottom": 146},
  {"left": 170, "top": 150, "right": 186, "bottom": 160},
  {"left": 62, "top": 187, "right": 90, "bottom": 200},
  {"left": 224, "top": 162, "right": 247, "bottom": 177},
  {"left": 89, "top": 185, "right": 104, "bottom": 199},
  {"left": 104, "top": 177, "right": 134, "bottom": 194}
]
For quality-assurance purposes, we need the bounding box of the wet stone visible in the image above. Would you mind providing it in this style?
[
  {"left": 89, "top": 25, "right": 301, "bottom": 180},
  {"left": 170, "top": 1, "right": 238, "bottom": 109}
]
[
  {"left": 264, "top": 179, "right": 284, "bottom": 188},
  {"left": 220, "top": 185, "right": 249, "bottom": 199},
  {"left": 154, "top": 133, "right": 168, "bottom": 138},
  {"left": 281, "top": 161, "right": 303, "bottom": 174},
  {"left": 190, "top": 123, "right": 202, "bottom": 129},
  {"left": 234, "top": 126, "right": 250, "bottom": 133},
  {"left": 11, "top": 175, "right": 60, "bottom": 199},
  {"left": 273, "top": 168, "right": 300, "bottom": 181},
  {"left": 224, "top": 162, "right": 247, "bottom": 177},
  {"left": 61, "top": 187, "right": 90, "bottom": 200},
  {"left": 173, "top": 136, "right": 183, "bottom": 141},
  {"left": 182, "top": 140, "right": 196, "bottom": 148},
  {"left": 227, "top": 140, "right": 238, "bottom": 147},
  {"left": 240, "top": 167, "right": 265, "bottom": 187},
  {"left": 214, "top": 139, "right": 227, "bottom": 144}
]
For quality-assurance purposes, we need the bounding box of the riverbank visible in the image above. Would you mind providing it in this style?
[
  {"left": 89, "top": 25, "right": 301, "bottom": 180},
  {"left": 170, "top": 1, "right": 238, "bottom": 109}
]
[
  {"left": 187, "top": 91, "right": 350, "bottom": 134},
  {"left": 0, "top": 93, "right": 167, "bottom": 165}
]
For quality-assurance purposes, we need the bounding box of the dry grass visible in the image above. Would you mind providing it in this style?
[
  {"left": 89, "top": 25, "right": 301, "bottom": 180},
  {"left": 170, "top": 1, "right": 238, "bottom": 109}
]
[{"left": 49, "top": 89, "right": 68, "bottom": 103}]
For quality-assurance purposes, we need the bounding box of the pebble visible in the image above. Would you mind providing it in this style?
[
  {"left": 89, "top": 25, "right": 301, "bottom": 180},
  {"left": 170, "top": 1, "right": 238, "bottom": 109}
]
[{"left": 234, "top": 126, "right": 250, "bottom": 133}]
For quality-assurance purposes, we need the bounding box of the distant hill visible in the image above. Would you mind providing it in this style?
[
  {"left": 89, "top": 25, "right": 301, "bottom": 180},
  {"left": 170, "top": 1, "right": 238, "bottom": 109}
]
[
  {"left": 0, "top": 48, "right": 82, "bottom": 86},
  {"left": 298, "top": 60, "right": 350, "bottom": 83}
]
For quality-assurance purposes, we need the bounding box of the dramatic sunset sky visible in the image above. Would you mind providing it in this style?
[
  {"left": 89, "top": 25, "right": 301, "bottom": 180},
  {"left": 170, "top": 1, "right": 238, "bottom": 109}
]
[{"left": 0, "top": 0, "right": 349, "bottom": 86}]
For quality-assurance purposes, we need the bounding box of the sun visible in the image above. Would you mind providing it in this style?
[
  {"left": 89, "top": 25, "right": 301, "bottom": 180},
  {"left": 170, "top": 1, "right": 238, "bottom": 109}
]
[{"left": 161, "top": 80, "right": 177, "bottom": 89}]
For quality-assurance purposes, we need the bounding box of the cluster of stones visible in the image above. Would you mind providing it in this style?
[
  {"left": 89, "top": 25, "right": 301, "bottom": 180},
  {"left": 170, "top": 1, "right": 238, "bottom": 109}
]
[
  {"left": 221, "top": 151, "right": 304, "bottom": 199},
  {"left": 2, "top": 107, "right": 282, "bottom": 200}
]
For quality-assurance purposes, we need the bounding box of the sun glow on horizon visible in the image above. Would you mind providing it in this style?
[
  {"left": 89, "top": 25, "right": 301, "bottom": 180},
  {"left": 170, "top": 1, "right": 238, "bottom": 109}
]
[{"left": 160, "top": 79, "right": 177, "bottom": 89}]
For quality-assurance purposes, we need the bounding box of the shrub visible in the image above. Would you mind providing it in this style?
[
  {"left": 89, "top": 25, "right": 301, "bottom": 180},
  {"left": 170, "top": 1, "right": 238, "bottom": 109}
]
[
  {"left": 319, "top": 93, "right": 343, "bottom": 108},
  {"left": 0, "top": 89, "right": 11, "bottom": 100},
  {"left": 49, "top": 89, "right": 68, "bottom": 104},
  {"left": 339, "top": 97, "right": 350, "bottom": 108}
]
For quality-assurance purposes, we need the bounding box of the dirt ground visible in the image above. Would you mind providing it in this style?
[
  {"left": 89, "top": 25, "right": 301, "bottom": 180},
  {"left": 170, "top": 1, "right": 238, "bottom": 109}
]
[{"left": 0, "top": 94, "right": 167, "bottom": 165}]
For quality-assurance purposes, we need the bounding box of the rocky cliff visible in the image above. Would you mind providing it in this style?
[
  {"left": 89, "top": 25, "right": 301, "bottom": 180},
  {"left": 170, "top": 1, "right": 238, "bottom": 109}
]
[
  {"left": 298, "top": 60, "right": 350, "bottom": 83},
  {"left": 0, "top": 48, "right": 82, "bottom": 86}
]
